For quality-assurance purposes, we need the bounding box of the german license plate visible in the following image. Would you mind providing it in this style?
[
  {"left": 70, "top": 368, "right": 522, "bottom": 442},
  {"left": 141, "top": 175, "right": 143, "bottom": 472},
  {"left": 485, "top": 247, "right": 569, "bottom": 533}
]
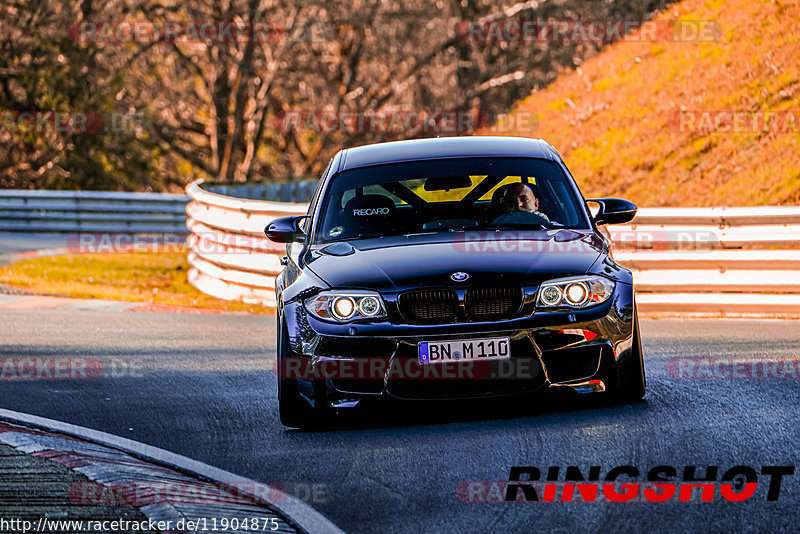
[{"left": 418, "top": 336, "right": 510, "bottom": 364}]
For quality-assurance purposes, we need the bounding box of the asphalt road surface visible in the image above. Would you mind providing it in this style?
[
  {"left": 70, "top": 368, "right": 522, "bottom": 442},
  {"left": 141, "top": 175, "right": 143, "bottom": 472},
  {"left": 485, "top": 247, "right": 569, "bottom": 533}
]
[{"left": 1, "top": 308, "right": 798, "bottom": 533}]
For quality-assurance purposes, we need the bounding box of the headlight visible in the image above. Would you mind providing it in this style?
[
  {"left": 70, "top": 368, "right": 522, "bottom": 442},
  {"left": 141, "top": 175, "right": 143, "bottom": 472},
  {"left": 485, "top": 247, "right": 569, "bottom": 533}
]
[
  {"left": 331, "top": 296, "right": 356, "bottom": 320},
  {"left": 304, "top": 291, "right": 387, "bottom": 322},
  {"left": 536, "top": 275, "right": 615, "bottom": 309}
]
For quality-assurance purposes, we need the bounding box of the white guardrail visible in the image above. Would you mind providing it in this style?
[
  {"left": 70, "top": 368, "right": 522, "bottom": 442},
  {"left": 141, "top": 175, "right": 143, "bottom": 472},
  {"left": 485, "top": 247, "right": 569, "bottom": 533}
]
[
  {"left": 185, "top": 180, "right": 307, "bottom": 306},
  {"left": 0, "top": 189, "right": 190, "bottom": 233},
  {"left": 186, "top": 179, "right": 800, "bottom": 314}
]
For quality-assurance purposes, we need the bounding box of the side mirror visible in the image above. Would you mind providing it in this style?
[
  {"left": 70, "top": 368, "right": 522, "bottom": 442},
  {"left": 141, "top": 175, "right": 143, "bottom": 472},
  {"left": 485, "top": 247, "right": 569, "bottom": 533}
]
[
  {"left": 587, "top": 198, "right": 637, "bottom": 226},
  {"left": 265, "top": 215, "right": 308, "bottom": 243}
]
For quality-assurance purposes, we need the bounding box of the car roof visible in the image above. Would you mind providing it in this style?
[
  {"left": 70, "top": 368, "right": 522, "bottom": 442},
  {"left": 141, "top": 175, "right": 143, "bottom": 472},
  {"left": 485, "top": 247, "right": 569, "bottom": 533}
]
[{"left": 338, "top": 136, "right": 560, "bottom": 171}]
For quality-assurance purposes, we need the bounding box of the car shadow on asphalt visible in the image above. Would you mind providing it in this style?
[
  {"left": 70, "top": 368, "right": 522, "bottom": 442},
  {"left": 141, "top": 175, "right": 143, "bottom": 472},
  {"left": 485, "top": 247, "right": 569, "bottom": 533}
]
[{"left": 284, "top": 390, "right": 649, "bottom": 433}]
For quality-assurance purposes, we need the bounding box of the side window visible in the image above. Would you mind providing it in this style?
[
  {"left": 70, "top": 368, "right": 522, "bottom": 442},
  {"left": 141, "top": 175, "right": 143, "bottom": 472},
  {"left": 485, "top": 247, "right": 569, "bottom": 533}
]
[
  {"left": 302, "top": 159, "right": 332, "bottom": 234},
  {"left": 546, "top": 180, "right": 574, "bottom": 227}
]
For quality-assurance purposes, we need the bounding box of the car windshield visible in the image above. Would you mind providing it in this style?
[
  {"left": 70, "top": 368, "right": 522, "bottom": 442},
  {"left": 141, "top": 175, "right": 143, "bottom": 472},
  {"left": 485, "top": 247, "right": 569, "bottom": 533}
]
[{"left": 315, "top": 157, "right": 590, "bottom": 243}]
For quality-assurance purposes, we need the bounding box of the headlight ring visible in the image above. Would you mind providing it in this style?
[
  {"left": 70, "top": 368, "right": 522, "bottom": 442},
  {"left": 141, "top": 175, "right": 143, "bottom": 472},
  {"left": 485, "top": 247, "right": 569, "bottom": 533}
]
[
  {"left": 304, "top": 291, "right": 387, "bottom": 322},
  {"left": 536, "top": 275, "right": 614, "bottom": 309}
]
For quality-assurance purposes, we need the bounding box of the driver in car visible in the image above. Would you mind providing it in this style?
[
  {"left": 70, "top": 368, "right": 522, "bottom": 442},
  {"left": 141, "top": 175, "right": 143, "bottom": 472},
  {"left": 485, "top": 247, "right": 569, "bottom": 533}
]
[{"left": 492, "top": 182, "right": 551, "bottom": 225}]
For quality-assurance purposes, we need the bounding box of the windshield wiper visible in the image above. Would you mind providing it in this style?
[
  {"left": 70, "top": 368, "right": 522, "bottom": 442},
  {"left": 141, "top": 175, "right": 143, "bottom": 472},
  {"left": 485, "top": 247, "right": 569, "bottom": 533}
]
[
  {"left": 465, "top": 223, "right": 548, "bottom": 231},
  {"left": 327, "top": 232, "right": 387, "bottom": 242}
]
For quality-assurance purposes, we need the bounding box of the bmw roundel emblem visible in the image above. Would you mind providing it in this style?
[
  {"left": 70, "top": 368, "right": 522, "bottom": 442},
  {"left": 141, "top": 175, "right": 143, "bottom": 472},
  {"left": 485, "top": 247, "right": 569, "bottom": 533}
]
[{"left": 451, "top": 271, "right": 469, "bottom": 282}]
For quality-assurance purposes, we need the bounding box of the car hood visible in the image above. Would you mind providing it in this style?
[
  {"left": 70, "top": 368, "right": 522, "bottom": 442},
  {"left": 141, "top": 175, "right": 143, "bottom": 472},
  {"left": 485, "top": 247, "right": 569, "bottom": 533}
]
[{"left": 304, "top": 230, "right": 605, "bottom": 291}]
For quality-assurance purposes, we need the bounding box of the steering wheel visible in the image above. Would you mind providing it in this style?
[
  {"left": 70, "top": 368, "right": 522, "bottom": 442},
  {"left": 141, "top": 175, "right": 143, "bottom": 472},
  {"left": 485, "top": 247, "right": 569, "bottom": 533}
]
[{"left": 490, "top": 210, "right": 550, "bottom": 226}]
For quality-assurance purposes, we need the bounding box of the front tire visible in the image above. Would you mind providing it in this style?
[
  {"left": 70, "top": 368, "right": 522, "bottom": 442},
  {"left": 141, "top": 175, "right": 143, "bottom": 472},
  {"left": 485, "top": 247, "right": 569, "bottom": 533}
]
[
  {"left": 613, "top": 306, "right": 646, "bottom": 402},
  {"left": 277, "top": 317, "right": 317, "bottom": 428}
]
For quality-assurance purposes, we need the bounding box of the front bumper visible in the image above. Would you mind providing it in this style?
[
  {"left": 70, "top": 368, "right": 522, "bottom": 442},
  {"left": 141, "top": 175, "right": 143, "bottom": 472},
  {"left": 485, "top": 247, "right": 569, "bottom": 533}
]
[{"left": 281, "top": 284, "right": 634, "bottom": 408}]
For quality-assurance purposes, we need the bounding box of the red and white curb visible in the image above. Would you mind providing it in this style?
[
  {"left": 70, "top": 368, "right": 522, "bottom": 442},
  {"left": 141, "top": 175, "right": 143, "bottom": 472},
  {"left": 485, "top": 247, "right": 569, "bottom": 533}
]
[{"left": 0, "top": 408, "right": 344, "bottom": 534}]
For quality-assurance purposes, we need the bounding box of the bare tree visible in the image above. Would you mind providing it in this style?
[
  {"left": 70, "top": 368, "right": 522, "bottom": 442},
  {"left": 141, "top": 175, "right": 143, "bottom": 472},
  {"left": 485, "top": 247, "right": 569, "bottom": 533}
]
[{"left": 1, "top": 0, "right": 675, "bottom": 189}]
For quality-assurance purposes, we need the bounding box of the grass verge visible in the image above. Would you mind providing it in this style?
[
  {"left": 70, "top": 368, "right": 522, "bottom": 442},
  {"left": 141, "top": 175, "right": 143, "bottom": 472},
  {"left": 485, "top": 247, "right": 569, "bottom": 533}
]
[
  {"left": 0, "top": 251, "right": 272, "bottom": 314},
  {"left": 490, "top": 0, "right": 800, "bottom": 206}
]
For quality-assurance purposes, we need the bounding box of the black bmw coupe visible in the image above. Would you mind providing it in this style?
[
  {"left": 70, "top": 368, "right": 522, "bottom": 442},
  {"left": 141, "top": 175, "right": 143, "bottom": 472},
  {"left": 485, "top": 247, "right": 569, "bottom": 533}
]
[{"left": 266, "top": 136, "right": 644, "bottom": 427}]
